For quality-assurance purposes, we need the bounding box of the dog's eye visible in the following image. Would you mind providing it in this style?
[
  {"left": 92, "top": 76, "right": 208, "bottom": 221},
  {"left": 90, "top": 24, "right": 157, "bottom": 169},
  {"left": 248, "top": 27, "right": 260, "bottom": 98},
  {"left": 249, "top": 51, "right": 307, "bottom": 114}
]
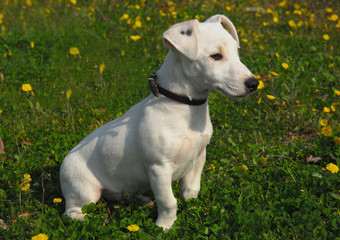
[{"left": 210, "top": 53, "right": 223, "bottom": 61}]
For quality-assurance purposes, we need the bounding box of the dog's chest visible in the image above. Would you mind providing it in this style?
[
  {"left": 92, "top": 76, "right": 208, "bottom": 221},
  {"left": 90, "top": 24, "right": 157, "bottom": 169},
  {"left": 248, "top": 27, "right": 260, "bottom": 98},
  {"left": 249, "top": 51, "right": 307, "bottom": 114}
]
[{"left": 171, "top": 132, "right": 211, "bottom": 180}]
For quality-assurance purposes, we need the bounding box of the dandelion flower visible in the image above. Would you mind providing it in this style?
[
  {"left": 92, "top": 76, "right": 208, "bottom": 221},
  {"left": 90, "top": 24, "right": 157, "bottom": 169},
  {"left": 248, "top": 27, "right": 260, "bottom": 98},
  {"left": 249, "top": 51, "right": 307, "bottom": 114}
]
[
  {"left": 241, "top": 165, "right": 249, "bottom": 171},
  {"left": 130, "top": 35, "right": 141, "bottom": 41},
  {"left": 26, "top": 0, "right": 32, "bottom": 6},
  {"left": 288, "top": 20, "right": 297, "bottom": 29},
  {"left": 266, "top": 95, "right": 276, "bottom": 100},
  {"left": 23, "top": 173, "right": 32, "bottom": 182},
  {"left": 69, "top": 47, "right": 80, "bottom": 55},
  {"left": 321, "top": 126, "right": 332, "bottom": 136},
  {"left": 282, "top": 63, "right": 289, "bottom": 69},
  {"left": 330, "top": 104, "right": 336, "bottom": 112},
  {"left": 270, "top": 71, "right": 279, "bottom": 77},
  {"left": 32, "top": 233, "right": 49, "bottom": 240},
  {"left": 257, "top": 96, "right": 262, "bottom": 105},
  {"left": 22, "top": 84, "right": 32, "bottom": 92},
  {"left": 320, "top": 119, "right": 328, "bottom": 126},
  {"left": 323, "top": 107, "right": 330, "bottom": 113},
  {"left": 21, "top": 183, "right": 30, "bottom": 191},
  {"left": 99, "top": 63, "right": 105, "bottom": 74},
  {"left": 70, "top": 0, "right": 77, "bottom": 5},
  {"left": 120, "top": 14, "right": 129, "bottom": 21},
  {"left": 273, "top": 16, "right": 279, "bottom": 23},
  {"left": 323, "top": 34, "right": 330, "bottom": 41},
  {"left": 257, "top": 80, "right": 264, "bottom": 89},
  {"left": 326, "top": 163, "right": 339, "bottom": 173},
  {"left": 328, "top": 14, "right": 338, "bottom": 21},
  {"left": 210, "top": 164, "right": 216, "bottom": 171},
  {"left": 127, "top": 224, "right": 140, "bottom": 232},
  {"left": 275, "top": 52, "right": 280, "bottom": 58},
  {"left": 66, "top": 89, "right": 72, "bottom": 100},
  {"left": 53, "top": 198, "right": 62, "bottom": 204},
  {"left": 30, "top": 42, "right": 34, "bottom": 48},
  {"left": 134, "top": 19, "right": 142, "bottom": 28},
  {"left": 334, "top": 89, "right": 340, "bottom": 96}
]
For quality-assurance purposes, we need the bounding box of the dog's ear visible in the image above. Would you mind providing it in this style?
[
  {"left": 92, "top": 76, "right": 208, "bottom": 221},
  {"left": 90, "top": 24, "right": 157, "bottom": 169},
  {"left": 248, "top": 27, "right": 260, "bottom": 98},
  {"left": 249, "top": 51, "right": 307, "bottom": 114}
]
[
  {"left": 163, "top": 19, "right": 199, "bottom": 60},
  {"left": 205, "top": 14, "right": 240, "bottom": 48}
]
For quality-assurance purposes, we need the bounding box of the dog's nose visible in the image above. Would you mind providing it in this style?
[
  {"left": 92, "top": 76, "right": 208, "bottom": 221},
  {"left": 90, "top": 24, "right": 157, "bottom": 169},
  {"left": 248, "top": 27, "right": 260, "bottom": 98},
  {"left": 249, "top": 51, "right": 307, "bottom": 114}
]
[{"left": 245, "top": 76, "right": 259, "bottom": 92}]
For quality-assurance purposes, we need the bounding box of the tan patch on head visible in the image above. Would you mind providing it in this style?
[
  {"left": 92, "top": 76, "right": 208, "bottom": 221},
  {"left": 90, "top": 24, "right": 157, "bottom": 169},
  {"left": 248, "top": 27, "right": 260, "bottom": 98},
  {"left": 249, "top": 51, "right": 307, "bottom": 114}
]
[{"left": 218, "top": 45, "right": 229, "bottom": 61}]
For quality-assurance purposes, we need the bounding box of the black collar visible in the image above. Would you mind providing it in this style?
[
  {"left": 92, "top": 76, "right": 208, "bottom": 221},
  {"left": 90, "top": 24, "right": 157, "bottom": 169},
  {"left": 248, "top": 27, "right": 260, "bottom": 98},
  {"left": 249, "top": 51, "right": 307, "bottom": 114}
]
[{"left": 148, "top": 72, "right": 207, "bottom": 106}]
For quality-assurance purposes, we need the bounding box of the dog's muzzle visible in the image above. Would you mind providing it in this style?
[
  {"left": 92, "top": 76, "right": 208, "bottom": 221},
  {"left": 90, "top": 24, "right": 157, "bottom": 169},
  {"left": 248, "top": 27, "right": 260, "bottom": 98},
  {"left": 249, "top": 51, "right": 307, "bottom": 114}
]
[{"left": 245, "top": 76, "right": 259, "bottom": 93}]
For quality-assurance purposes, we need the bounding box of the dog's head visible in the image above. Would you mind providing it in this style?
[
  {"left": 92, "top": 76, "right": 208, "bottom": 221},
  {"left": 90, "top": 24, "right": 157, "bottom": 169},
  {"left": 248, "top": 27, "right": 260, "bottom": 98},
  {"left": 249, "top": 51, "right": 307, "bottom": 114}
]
[{"left": 163, "top": 14, "right": 258, "bottom": 98}]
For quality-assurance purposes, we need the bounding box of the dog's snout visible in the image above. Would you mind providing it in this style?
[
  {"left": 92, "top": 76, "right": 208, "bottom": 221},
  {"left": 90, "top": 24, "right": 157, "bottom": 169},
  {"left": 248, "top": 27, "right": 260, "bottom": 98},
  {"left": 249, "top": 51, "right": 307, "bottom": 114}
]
[{"left": 245, "top": 76, "right": 259, "bottom": 92}]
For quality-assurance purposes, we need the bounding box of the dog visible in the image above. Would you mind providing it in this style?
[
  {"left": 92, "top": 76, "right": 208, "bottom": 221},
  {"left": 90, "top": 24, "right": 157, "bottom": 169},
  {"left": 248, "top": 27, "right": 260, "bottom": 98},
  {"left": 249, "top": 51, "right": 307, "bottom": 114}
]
[{"left": 60, "top": 14, "right": 258, "bottom": 231}]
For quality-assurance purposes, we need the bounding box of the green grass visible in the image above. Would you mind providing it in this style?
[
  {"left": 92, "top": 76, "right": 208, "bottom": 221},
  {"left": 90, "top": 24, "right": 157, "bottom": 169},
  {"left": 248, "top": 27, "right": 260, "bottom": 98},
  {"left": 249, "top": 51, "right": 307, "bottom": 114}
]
[{"left": 0, "top": 0, "right": 339, "bottom": 239}]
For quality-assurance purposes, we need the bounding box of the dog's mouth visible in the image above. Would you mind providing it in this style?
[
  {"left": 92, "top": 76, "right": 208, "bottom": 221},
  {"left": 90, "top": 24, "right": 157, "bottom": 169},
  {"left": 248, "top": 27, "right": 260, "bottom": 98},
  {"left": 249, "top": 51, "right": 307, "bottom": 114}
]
[{"left": 215, "top": 87, "right": 249, "bottom": 99}]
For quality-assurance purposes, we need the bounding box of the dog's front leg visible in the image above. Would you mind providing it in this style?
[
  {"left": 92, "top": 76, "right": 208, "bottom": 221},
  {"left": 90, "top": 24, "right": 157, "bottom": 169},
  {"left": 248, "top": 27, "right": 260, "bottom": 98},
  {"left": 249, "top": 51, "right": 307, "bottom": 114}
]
[
  {"left": 148, "top": 163, "right": 177, "bottom": 231},
  {"left": 180, "top": 150, "right": 206, "bottom": 201}
]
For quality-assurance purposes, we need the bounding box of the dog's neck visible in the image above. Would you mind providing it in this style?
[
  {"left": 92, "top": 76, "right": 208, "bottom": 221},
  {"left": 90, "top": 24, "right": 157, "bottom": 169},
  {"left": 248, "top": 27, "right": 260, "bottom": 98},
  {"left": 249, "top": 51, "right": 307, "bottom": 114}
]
[{"left": 156, "top": 51, "right": 210, "bottom": 101}]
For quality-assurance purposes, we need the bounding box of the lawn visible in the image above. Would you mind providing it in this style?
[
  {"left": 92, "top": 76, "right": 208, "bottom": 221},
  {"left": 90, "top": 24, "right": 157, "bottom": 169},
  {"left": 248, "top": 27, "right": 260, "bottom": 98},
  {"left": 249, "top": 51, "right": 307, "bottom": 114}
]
[{"left": 0, "top": 0, "right": 339, "bottom": 239}]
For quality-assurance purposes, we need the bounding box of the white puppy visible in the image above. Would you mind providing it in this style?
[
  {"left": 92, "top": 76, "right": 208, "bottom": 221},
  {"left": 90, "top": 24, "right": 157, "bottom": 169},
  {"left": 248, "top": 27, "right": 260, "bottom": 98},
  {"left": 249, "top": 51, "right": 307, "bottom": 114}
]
[{"left": 60, "top": 14, "right": 258, "bottom": 231}]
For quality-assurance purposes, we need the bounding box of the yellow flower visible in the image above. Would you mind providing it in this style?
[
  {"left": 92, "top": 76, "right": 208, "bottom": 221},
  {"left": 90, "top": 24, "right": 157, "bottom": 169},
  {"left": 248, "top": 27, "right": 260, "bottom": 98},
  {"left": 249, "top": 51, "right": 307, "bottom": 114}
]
[
  {"left": 270, "top": 71, "right": 279, "bottom": 77},
  {"left": 334, "top": 89, "right": 340, "bottom": 96},
  {"left": 323, "top": 107, "right": 330, "bottom": 113},
  {"left": 134, "top": 19, "right": 142, "bottom": 28},
  {"left": 261, "top": 156, "right": 267, "bottom": 164},
  {"left": 69, "top": 47, "right": 80, "bottom": 55},
  {"left": 0, "top": 109, "right": 2, "bottom": 114},
  {"left": 32, "top": 233, "right": 49, "bottom": 240},
  {"left": 66, "top": 89, "right": 72, "bottom": 100},
  {"left": 130, "top": 35, "right": 141, "bottom": 41},
  {"left": 320, "top": 119, "right": 328, "bottom": 126},
  {"left": 257, "top": 96, "right": 262, "bottom": 105},
  {"left": 53, "top": 198, "right": 62, "bottom": 204},
  {"left": 293, "top": 10, "right": 302, "bottom": 15},
  {"left": 22, "top": 84, "right": 32, "bottom": 92},
  {"left": 210, "top": 164, "right": 216, "bottom": 171},
  {"left": 323, "top": 34, "right": 330, "bottom": 41},
  {"left": 328, "top": 14, "right": 338, "bottom": 21},
  {"left": 30, "top": 42, "right": 34, "bottom": 48},
  {"left": 288, "top": 20, "right": 297, "bottom": 29},
  {"left": 120, "top": 14, "right": 129, "bottom": 21},
  {"left": 275, "top": 52, "right": 280, "bottom": 58},
  {"left": 241, "top": 165, "right": 249, "bottom": 171},
  {"left": 23, "top": 173, "right": 32, "bottom": 182},
  {"left": 278, "top": 0, "right": 287, "bottom": 7},
  {"left": 257, "top": 80, "right": 264, "bottom": 89},
  {"left": 331, "top": 104, "right": 336, "bottom": 112},
  {"left": 266, "top": 95, "right": 275, "bottom": 100},
  {"left": 21, "top": 183, "right": 30, "bottom": 191},
  {"left": 26, "top": 0, "right": 32, "bottom": 7},
  {"left": 99, "top": 63, "right": 105, "bottom": 74},
  {"left": 282, "top": 63, "right": 289, "bottom": 69},
  {"left": 326, "top": 163, "right": 339, "bottom": 174},
  {"left": 70, "top": 0, "right": 77, "bottom": 5},
  {"left": 321, "top": 126, "right": 332, "bottom": 136},
  {"left": 334, "top": 136, "right": 340, "bottom": 144},
  {"left": 127, "top": 224, "right": 140, "bottom": 232},
  {"left": 273, "top": 16, "right": 279, "bottom": 23}
]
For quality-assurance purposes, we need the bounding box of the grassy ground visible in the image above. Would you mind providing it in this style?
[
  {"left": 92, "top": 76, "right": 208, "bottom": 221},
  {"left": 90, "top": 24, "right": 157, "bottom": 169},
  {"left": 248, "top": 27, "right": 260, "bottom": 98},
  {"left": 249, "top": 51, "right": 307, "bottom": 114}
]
[{"left": 0, "top": 0, "right": 339, "bottom": 239}]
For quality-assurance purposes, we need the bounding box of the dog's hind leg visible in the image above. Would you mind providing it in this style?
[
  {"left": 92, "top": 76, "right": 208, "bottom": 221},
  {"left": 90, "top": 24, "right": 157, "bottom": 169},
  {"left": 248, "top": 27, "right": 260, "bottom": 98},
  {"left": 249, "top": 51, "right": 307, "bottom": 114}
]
[{"left": 61, "top": 176, "right": 102, "bottom": 220}]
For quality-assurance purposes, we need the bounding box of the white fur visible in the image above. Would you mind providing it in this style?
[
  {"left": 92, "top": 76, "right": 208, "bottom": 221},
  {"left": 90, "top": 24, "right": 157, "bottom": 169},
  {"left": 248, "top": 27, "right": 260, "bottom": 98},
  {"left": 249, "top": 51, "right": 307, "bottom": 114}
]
[{"left": 60, "top": 14, "right": 258, "bottom": 231}]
